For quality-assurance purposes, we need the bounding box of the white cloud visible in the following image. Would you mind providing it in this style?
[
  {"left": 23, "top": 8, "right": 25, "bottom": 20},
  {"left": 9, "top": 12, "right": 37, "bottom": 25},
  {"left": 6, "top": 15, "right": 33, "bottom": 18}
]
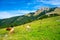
[
  {"left": 37, "top": 0, "right": 60, "bottom": 7},
  {"left": 0, "top": 12, "right": 20, "bottom": 19},
  {"left": 0, "top": 10, "right": 35, "bottom": 19}
]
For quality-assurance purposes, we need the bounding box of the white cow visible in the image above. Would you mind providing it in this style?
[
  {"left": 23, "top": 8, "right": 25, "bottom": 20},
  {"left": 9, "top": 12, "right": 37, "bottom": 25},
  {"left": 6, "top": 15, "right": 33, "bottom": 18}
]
[
  {"left": 26, "top": 25, "right": 31, "bottom": 31},
  {"left": 9, "top": 27, "right": 14, "bottom": 34}
]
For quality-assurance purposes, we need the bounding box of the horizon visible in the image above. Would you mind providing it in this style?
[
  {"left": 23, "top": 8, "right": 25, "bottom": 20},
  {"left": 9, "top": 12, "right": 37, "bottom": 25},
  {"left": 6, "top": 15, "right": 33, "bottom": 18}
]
[{"left": 0, "top": 0, "right": 60, "bottom": 19}]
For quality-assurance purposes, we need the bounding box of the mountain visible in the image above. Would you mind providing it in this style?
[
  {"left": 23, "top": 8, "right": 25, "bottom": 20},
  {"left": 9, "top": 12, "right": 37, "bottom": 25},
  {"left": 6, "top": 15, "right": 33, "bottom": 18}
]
[{"left": 0, "top": 7, "right": 60, "bottom": 28}]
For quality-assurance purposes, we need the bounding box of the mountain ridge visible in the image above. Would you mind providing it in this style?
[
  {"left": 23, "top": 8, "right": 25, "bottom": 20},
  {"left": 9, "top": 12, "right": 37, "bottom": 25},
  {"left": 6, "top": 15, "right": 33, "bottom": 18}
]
[{"left": 0, "top": 7, "right": 60, "bottom": 28}]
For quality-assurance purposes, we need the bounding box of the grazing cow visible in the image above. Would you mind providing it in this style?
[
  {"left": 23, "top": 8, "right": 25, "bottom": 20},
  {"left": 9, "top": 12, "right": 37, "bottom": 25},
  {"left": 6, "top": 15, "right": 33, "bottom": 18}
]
[
  {"left": 26, "top": 25, "right": 31, "bottom": 31},
  {"left": 6, "top": 27, "right": 12, "bottom": 31},
  {"left": 9, "top": 27, "right": 14, "bottom": 34},
  {"left": 6, "top": 26, "right": 14, "bottom": 34}
]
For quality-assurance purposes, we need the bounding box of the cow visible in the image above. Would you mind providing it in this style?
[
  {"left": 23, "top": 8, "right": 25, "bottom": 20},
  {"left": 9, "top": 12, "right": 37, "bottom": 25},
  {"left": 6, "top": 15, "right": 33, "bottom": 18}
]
[{"left": 6, "top": 26, "right": 14, "bottom": 34}]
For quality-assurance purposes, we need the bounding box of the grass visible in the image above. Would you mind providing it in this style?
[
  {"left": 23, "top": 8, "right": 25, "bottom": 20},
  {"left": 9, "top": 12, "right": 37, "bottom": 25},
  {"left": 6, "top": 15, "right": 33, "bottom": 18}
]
[{"left": 0, "top": 16, "right": 60, "bottom": 40}]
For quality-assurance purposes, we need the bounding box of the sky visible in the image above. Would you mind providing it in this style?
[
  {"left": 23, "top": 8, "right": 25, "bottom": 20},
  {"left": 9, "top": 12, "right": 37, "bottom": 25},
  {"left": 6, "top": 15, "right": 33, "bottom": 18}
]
[{"left": 0, "top": 0, "right": 60, "bottom": 19}]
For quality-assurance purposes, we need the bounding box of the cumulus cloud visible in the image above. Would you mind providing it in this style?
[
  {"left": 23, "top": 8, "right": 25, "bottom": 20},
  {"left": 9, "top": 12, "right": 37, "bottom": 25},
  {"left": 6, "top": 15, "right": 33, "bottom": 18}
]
[{"left": 0, "top": 10, "right": 35, "bottom": 19}]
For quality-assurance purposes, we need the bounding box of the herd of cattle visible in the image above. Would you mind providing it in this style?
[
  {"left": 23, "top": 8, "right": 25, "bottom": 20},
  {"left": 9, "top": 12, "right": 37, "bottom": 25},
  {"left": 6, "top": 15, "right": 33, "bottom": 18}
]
[{"left": 6, "top": 25, "right": 31, "bottom": 34}]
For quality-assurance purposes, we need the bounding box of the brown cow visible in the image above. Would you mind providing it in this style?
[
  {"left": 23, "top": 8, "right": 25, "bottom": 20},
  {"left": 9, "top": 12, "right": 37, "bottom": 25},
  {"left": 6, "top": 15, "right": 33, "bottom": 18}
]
[
  {"left": 6, "top": 26, "right": 14, "bottom": 34},
  {"left": 6, "top": 27, "right": 12, "bottom": 31}
]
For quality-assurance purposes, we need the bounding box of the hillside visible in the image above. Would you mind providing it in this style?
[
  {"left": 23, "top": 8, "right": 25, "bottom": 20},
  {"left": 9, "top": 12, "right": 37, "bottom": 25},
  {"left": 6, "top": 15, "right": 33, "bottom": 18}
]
[
  {"left": 0, "top": 7, "right": 60, "bottom": 28},
  {"left": 0, "top": 16, "right": 60, "bottom": 40}
]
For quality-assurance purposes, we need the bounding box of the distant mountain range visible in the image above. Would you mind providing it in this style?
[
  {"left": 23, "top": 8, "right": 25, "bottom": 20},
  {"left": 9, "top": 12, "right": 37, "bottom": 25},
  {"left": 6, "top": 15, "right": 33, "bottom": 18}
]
[{"left": 0, "top": 7, "right": 60, "bottom": 28}]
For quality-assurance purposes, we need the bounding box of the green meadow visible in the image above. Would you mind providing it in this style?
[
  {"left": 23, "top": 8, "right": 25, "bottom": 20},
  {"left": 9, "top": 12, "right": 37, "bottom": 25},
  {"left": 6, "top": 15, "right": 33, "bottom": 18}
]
[{"left": 0, "top": 16, "right": 60, "bottom": 40}]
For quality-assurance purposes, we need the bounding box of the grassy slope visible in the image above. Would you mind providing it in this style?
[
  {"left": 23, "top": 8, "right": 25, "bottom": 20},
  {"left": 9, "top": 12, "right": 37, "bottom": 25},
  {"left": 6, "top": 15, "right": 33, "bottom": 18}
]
[{"left": 0, "top": 16, "right": 60, "bottom": 40}]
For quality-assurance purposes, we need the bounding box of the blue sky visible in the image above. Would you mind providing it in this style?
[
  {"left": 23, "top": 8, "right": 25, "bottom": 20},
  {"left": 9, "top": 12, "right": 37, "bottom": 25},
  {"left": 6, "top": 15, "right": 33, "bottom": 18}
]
[{"left": 0, "top": 0, "right": 60, "bottom": 19}]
